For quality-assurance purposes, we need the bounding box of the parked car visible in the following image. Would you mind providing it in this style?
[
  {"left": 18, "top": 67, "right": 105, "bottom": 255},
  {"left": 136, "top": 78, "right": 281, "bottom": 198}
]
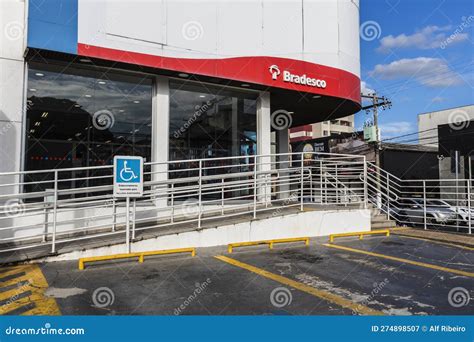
[
  {"left": 428, "top": 199, "right": 474, "bottom": 226},
  {"left": 391, "top": 198, "right": 459, "bottom": 226}
]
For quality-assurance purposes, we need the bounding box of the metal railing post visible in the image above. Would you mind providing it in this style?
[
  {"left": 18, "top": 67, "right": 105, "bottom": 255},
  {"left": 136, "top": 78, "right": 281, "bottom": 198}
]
[
  {"left": 300, "top": 153, "right": 304, "bottom": 211},
  {"left": 335, "top": 164, "right": 339, "bottom": 203},
  {"left": 253, "top": 155, "right": 257, "bottom": 219},
  {"left": 468, "top": 179, "right": 471, "bottom": 234},
  {"left": 112, "top": 198, "right": 116, "bottom": 232},
  {"left": 423, "top": 180, "right": 427, "bottom": 230},
  {"left": 265, "top": 174, "right": 269, "bottom": 208},
  {"left": 198, "top": 160, "right": 202, "bottom": 228},
  {"left": 363, "top": 158, "right": 368, "bottom": 209},
  {"left": 51, "top": 170, "right": 58, "bottom": 254},
  {"left": 386, "top": 173, "right": 390, "bottom": 220},
  {"left": 170, "top": 183, "right": 174, "bottom": 223},
  {"left": 221, "top": 178, "right": 225, "bottom": 215},
  {"left": 320, "top": 160, "right": 323, "bottom": 204},
  {"left": 43, "top": 189, "right": 52, "bottom": 242}
]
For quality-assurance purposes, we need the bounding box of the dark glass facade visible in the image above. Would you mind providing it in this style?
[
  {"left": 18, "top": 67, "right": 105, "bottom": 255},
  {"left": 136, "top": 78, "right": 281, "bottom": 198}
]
[
  {"left": 169, "top": 80, "right": 257, "bottom": 162},
  {"left": 26, "top": 62, "right": 153, "bottom": 172}
]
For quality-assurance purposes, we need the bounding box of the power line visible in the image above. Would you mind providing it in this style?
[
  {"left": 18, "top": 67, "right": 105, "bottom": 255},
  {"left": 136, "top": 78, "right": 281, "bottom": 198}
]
[{"left": 380, "top": 127, "right": 439, "bottom": 142}]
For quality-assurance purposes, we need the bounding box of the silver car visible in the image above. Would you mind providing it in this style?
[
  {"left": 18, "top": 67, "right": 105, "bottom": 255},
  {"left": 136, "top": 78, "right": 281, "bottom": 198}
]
[{"left": 396, "top": 198, "right": 459, "bottom": 225}]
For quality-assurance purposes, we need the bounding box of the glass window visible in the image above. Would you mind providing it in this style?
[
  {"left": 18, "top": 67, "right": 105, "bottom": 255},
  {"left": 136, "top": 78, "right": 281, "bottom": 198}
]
[
  {"left": 25, "top": 62, "right": 153, "bottom": 192},
  {"left": 169, "top": 80, "right": 258, "bottom": 201},
  {"left": 169, "top": 80, "right": 257, "bottom": 162}
]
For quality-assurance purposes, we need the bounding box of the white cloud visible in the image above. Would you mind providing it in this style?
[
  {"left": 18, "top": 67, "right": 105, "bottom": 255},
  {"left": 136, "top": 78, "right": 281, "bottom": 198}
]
[
  {"left": 369, "top": 57, "right": 463, "bottom": 87},
  {"left": 360, "top": 81, "right": 375, "bottom": 95},
  {"left": 377, "top": 25, "right": 469, "bottom": 53},
  {"left": 379, "top": 121, "right": 413, "bottom": 138},
  {"left": 431, "top": 96, "right": 444, "bottom": 103}
]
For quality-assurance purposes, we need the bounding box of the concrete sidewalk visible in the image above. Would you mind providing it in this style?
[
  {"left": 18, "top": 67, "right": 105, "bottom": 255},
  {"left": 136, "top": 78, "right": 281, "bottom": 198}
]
[{"left": 391, "top": 227, "right": 474, "bottom": 248}]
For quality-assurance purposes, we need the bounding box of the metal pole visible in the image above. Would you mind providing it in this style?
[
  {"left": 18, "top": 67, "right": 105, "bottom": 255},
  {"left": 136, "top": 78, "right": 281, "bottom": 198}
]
[
  {"left": 51, "top": 170, "right": 58, "bottom": 254},
  {"left": 386, "top": 173, "right": 390, "bottom": 220},
  {"left": 335, "top": 164, "right": 338, "bottom": 203},
  {"left": 423, "top": 180, "right": 427, "bottom": 230},
  {"left": 112, "top": 199, "right": 116, "bottom": 232},
  {"left": 198, "top": 160, "right": 202, "bottom": 228},
  {"left": 126, "top": 196, "right": 130, "bottom": 253},
  {"left": 253, "top": 155, "right": 257, "bottom": 219},
  {"left": 171, "top": 183, "right": 174, "bottom": 223},
  {"left": 132, "top": 198, "right": 136, "bottom": 240},
  {"left": 468, "top": 179, "right": 471, "bottom": 234},
  {"left": 300, "top": 152, "right": 304, "bottom": 211},
  {"left": 265, "top": 175, "right": 269, "bottom": 208},
  {"left": 43, "top": 190, "right": 50, "bottom": 242},
  {"left": 320, "top": 159, "right": 323, "bottom": 204},
  {"left": 363, "top": 158, "right": 368, "bottom": 209},
  {"left": 221, "top": 178, "right": 225, "bottom": 215},
  {"left": 455, "top": 151, "right": 460, "bottom": 232}
]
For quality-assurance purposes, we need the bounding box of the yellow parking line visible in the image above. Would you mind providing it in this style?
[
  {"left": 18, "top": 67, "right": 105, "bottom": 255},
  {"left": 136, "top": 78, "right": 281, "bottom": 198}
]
[
  {"left": 394, "top": 235, "right": 474, "bottom": 251},
  {"left": 323, "top": 243, "right": 474, "bottom": 278},
  {"left": 0, "top": 265, "right": 31, "bottom": 279},
  {"left": 215, "top": 255, "right": 383, "bottom": 315},
  {"left": 0, "top": 264, "right": 60, "bottom": 315}
]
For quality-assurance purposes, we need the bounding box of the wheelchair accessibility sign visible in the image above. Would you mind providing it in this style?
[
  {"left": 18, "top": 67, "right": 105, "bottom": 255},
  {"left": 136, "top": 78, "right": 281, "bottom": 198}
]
[{"left": 113, "top": 156, "right": 143, "bottom": 197}]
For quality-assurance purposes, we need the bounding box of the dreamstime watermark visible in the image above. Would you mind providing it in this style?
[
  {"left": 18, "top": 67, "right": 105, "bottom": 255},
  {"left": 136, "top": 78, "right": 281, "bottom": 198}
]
[
  {"left": 3, "top": 199, "right": 26, "bottom": 218},
  {"left": 270, "top": 109, "right": 293, "bottom": 130},
  {"left": 174, "top": 278, "right": 212, "bottom": 315},
  {"left": 440, "top": 15, "right": 474, "bottom": 49},
  {"left": 360, "top": 20, "right": 382, "bottom": 41},
  {"left": 181, "top": 198, "right": 200, "bottom": 218},
  {"left": 182, "top": 21, "right": 204, "bottom": 40},
  {"left": 0, "top": 280, "right": 32, "bottom": 314},
  {"left": 92, "top": 287, "right": 115, "bottom": 308},
  {"left": 270, "top": 287, "right": 292, "bottom": 308},
  {"left": 1, "top": 101, "right": 34, "bottom": 137},
  {"left": 0, "top": 121, "right": 14, "bottom": 137},
  {"left": 92, "top": 110, "right": 115, "bottom": 131},
  {"left": 352, "top": 278, "right": 390, "bottom": 315},
  {"left": 448, "top": 287, "right": 470, "bottom": 308},
  {"left": 271, "top": 192, "right": 298, "bottom": 217},
  {"left": 173, "top": 100, "right": 215, "bottom": 138},
  {"left": 448, "top": 109, "right": 470, "bottom": 131},
  {"left": 5, "top": 323, "right": 85, "bottom": 336},
  {"left": 4, "top": 21, "right": 23, "bottom": 41}
]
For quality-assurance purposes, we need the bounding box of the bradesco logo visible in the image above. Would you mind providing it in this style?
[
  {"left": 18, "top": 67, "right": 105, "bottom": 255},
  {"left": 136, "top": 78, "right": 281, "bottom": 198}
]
[{"left": 268, "top": 64, "right": 327, "bottom": 89}]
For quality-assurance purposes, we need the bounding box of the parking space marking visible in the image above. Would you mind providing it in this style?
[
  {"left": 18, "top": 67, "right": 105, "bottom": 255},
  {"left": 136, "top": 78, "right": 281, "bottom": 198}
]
[
  {"left": 394, "top": 235, "right": 474, "bottom": 251},
  {"left": 215, "top": 255, "right": 384, "bottom": 315},
  {"left": 0, "top": 264, "right": 61, "bottom": 315},
  {"left": 323, "top": 243, "right": 474, "bottom": 278}
]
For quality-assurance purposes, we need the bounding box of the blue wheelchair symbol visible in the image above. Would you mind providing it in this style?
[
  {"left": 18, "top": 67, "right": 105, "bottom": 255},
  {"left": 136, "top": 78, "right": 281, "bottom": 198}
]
[{"left": 116, "top": 158, "right": 140, "bottom": 183}]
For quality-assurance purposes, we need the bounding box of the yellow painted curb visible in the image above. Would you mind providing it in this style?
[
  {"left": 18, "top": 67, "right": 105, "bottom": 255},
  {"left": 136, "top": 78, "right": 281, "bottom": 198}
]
[{"left": 78, "top": 247, "right": 196, "bottom": 270}]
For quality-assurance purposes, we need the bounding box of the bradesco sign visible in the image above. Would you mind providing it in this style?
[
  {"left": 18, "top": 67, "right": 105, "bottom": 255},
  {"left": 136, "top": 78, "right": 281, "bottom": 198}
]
[
  {"left": 269, "top": 64, "right": 327, "bottom": 88},
  {"left": 113, "top": 156, "right": 143, "bottom": 198}
]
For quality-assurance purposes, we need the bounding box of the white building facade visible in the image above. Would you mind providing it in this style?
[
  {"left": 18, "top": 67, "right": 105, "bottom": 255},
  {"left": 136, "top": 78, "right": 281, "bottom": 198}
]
[{"left": 1, "top": 0, "right": 361, "bottom": 180}]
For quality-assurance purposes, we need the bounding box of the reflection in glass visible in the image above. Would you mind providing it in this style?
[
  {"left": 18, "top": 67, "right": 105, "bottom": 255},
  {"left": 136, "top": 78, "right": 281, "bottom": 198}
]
[
  {"left": 169, "top": 81, "right": 258, "bottom": 200},
  {"left": 169, "top": 80, "right": 257, "bottom": 162},
  {"left": 25, "top": 62, "right": 152, "bottom": 193}
]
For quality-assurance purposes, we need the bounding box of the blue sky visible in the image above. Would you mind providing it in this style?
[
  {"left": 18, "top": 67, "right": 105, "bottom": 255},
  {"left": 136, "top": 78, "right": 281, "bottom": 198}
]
[{"left": 357, "top": 0, "right": 474, "bottom": 142}]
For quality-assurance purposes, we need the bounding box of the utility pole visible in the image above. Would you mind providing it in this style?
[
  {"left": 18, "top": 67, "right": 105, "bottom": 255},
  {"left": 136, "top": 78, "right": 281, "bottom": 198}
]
[
  {"left": 361, "top": 93, "right": 392, "bottom": 209},
  {"left": 361, "top": 93, "right": 392, "bottom": 168}
]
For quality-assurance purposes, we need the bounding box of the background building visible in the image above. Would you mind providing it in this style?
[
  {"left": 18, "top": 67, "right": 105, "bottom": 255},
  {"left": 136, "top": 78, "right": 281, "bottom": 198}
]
[
  {"left": 290, "top": 115, "right": 355, "bottom": 142},
  {"left": 418, "top": 104, "right": 474, "bottom": 147}
]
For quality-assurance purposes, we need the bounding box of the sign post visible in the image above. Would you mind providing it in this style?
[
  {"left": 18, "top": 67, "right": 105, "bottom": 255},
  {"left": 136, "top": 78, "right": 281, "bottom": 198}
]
[{"left": 113, "top": 156, "right": 144, "bottom": 253}]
